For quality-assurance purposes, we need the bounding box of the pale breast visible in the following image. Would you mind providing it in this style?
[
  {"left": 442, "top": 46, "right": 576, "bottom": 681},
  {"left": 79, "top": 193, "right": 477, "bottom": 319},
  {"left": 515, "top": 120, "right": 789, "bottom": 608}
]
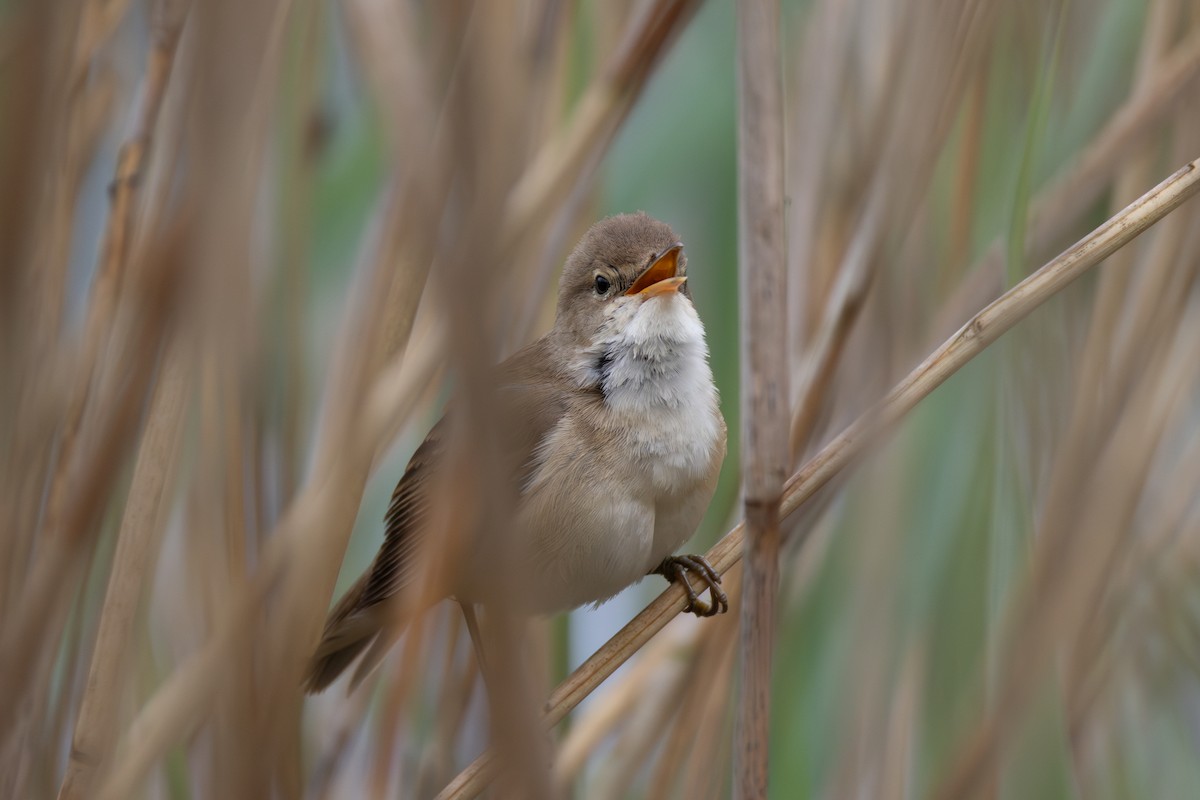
[
  {"left": 599, "top": 293, "right": 723, "bottom": 496},
  {"left": 467, "top": 292, "right": 725, "bottom": 613}
]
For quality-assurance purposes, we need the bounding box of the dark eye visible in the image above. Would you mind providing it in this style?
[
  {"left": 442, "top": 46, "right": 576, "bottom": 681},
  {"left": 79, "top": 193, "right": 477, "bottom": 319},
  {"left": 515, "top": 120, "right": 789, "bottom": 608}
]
[{"left": 594, "top": 274, "right": 612, "bottom": 295}]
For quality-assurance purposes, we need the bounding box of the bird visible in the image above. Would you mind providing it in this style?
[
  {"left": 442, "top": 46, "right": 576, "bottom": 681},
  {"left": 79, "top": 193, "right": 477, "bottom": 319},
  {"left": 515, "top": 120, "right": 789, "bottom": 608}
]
[{"left": 304, "top": 212, "right": 728, "bottom": 693}]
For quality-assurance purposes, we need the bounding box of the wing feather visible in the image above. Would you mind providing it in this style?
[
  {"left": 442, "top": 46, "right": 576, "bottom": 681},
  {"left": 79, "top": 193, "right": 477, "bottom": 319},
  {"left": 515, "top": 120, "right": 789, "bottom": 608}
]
[{"left": 303, "top": 339, "right": 571, "bottom": 693}]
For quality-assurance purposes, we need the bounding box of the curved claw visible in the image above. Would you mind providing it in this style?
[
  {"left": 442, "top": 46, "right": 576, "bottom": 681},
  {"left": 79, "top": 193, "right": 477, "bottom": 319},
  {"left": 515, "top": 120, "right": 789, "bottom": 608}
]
[{"left": 654, "top": 554, "right": 729, "bottom": 617}]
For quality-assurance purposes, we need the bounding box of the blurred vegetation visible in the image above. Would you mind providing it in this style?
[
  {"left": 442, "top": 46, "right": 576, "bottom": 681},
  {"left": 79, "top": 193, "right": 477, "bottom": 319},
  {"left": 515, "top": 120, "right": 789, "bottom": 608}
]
[{"left": 2, "top": 0, "right": 1199, "bottom": 798}]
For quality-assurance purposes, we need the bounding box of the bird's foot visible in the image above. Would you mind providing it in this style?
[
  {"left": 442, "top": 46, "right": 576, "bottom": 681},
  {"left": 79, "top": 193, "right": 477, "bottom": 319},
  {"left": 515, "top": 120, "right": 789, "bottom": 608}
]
[{"left": 654, "top": 554, "right": 728, "bottom": 617}]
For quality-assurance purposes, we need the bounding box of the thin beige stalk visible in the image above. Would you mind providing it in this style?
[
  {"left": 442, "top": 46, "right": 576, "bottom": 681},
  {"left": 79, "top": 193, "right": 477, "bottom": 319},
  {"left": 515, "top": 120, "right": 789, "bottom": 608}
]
[
  {"left": 554, "top": 626, "right": 686, "bottom": 785},
  {"left": 507, "top": 0, "right": 692, "bottom": 347},
  {"left": 42, "top": 0, "right": 189, "bottom": 549},
  {"left": 650, "top": 598, "right": 740, "bottom": 797},
  {"left": 928, "top": 24, "right": 1200, "bottom": 346},
  {"left": 787, "top": 0, "right": 998, "bottom": 461},
  {"left": 57, "top": 350, "right": 189, "bottom": 800},
  {"left": 500, "top": 0, "right": 700, "bottom": 253},
  {"left": 434, "top": 157, "right": 1200, "bottom": 800},
  {"left": 931, "top": 307, "right": 1200, "bottom": 800}
]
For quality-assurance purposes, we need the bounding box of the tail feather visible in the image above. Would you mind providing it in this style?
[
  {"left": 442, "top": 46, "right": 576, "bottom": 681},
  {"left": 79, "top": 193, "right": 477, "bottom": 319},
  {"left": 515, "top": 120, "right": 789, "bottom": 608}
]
[
  {"left": 304, "top": 574, "right": 385, "bottom": 694},
  {"left": 304, "top": 632, "right": 377, "bottom": 694}
]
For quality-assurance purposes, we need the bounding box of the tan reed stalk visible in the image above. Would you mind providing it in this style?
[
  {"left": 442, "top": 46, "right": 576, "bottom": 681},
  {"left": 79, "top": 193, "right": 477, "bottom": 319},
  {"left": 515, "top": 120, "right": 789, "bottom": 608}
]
[
  {"left": 434, "top": 156, "right": 1200, "bottom": 800},
  {"left": 787, "top": 0, "right": 999, "bottom": 462},
  {"left": 0, "top": 242, "right": 180, "bottom": 737},
  {"left": 0, "top": 0, "right": 189, "bottom": 727},
  {"left": 734, "top": 0, "right": 788, "bottom": 797},
  {"left": 40, "top": 0, "right": 189, "bottom": 556},
  {"left": 993, "top": 24, "right": 1200, "bottom": 274},
  {"left": 553, "top": 624, "right": 687, "bottom": 786},
  {"left": 502, "top": 0, "right": 703, "bottom": 353},
  {"left": 878, "top": 646, "right": 922, "bottom": 800},
  {"left": 57, "top": 351, "right": 189, "bottom": 800},
  {"left": 926, "top": 23, "right": 1200, "bottom": 353},
  {"left": 275, "top": 0, "right": 327, "bottom": 504},
  {"left": 678, "top": 626, "right": 739, "bottom": 799},
  {"left": 1062, "top": 126, "right": 1200, "bottom": 785},
  {"left": 931, "top": 305, "right": 1200, "bottom": 800},
  {"left": 592, "top": 656, "right": 690, "bottom": 799},
  {"left": 1068, "top": 0, "right": 1179, "bottom": 426},
  {"left": 417, "top": 612, "right": 480, "bottom": 797},
  {"left": 649, "top": 596, "right": 740, "bottom": 797},
  {"left": 501, "top": 0, "right": 701, "bottom": 252}
]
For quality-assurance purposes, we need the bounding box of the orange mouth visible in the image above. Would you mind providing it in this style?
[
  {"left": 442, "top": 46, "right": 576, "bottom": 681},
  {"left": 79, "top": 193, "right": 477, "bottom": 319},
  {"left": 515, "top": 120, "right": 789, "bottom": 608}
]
[
  {"left": 626, "top": 243, "right": 685, "bottom": 297},
  {"left": 637, "top": 275, "right": 687, "bottom": 298}
]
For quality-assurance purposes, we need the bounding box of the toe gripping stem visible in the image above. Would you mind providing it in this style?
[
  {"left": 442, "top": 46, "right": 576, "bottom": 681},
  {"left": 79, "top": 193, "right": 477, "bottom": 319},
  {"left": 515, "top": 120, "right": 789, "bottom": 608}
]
[{"left": 654, "top": 554, "right": 728, "bottom": 617}]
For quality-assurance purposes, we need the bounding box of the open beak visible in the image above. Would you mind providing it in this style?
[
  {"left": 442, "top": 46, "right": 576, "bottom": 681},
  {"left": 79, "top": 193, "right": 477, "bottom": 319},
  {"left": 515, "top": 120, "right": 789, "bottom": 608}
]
[{"left": 626, "top": 243, "right": 686, "bottom": 298}]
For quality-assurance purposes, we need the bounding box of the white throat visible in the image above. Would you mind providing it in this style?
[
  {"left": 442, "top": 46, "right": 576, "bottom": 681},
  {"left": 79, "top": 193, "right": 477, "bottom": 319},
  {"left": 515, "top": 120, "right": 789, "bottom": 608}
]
[
  {"left": 575, "top": 293, "right": 721, "bottom": 490},
  {"left": 592, "top": 295, "right": 711, "bottom": 406}
]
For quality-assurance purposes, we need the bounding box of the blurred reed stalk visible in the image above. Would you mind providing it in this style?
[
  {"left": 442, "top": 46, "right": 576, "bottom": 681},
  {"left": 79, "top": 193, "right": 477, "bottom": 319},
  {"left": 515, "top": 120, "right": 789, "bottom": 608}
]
[
  {"left": 733, "top": 0, "right": 788, "bottom": 798},
  {"left": 55, "top": 4, "right": 190, "bottom": 796}
]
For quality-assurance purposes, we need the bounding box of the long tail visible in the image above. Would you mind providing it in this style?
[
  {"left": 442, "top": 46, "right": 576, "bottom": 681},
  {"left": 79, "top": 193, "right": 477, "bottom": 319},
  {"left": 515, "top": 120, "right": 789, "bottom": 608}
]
[{"left": 304, "top": 574, "right": 388, "bottom": 694}]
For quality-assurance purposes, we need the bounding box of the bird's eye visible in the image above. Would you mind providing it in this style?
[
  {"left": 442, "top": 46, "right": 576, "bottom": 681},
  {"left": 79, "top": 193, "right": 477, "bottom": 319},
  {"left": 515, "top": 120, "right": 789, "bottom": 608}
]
[{"left": 594, "top": 274, "right": 612, "bottom": 295}]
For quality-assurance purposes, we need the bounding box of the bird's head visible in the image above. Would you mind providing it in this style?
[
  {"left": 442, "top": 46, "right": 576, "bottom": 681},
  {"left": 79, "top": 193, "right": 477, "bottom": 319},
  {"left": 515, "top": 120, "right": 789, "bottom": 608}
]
[{"left": 553, "top": 212, "right": 692, "bottom": 353}]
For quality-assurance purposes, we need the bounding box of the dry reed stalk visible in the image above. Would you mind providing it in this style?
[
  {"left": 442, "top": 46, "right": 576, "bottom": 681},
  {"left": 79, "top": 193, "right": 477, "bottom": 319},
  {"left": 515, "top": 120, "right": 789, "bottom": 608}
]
[
  {"left": 40, "top": 0, "right": 187, "bottom": 555},
  {"left": 734, "top": 0, "right": 788, "bottom": 796},
  {"left": 504, "top": 0, "right": 701, "bottom": 351},
  {"left": 649, "top": 593, "right": 740, "bottom": 797},
  {"left": 787, "top": 0, "right": 999, "bottom": 462},
  {"left": 425, "top": 8, "right": 566, "bottom": 796},
  {"left": 0, "top": 14, "right": 107, "bottom": 790},
  {"left": 79, "top": 0, "right": 444, "bottom": 786},
  {"left": 308, "top": 687, "right": 373, "bottom": 799},
  {"left": 416, "top": 612, "right": 480, "bottom": 797},
  {"left": 1058, "top": 432, "right": 1197, "bottom": 788},
  {"left": 925, "top": 21, "right": 1200, "bottom": 361},
  {"left": 677, "top": 627, "right": 738, "bottom": 799},
  {"left": 1062, "top": 142, "right": 1200, "bottom": 785},
  {"left": 57, "top": 350, "right": 189, "bottom": 800},
  {"left": 1066, "top": 0, "right": 1179, "bottom": 429},
  {"left": 435, "top": 156, "right": 1200, "bottom": 800},
  {"left": 826, "top": 452, "right": 910, "bottom": 799},
  {"left": 784, "top": 0, "right": 852, "bottom": 346},
  {"left": 1, "top": 42, "right": 95, "bottom": 640},
  {"left": 0, "top": 0, "right": 188, "bottom": 731},
  {"left": 0, "top": 238, "right": 180, "bottom": 738},
  {"left": 1000, "top": 23, "right": 1200, "bottom": 270},
  {"left": 28, "top": 0, "right": 118, "bottom": 343},
  {"left": 553, "top": 624, "right": 688, "bottom": 786},
  {"left": 878, "top": 646, "right": 922, "bottom": 800},
  {"left": 931, "top": 93, "right": 1200, "bottom": 795},
  {"left": 931, "top": 305, "right": 1200, "bottom": 800},
  {"left": 501, "top": 0, "right": 700, "bottom": 253},
  {"left": 366, "top": 637, "right": 414, "bottom": 796},
  {"left": 590, "top": 658, "right": 690, "bottom": 799},
  {"left": 274, "top": 0, "right": 327, "bottom": 505}
]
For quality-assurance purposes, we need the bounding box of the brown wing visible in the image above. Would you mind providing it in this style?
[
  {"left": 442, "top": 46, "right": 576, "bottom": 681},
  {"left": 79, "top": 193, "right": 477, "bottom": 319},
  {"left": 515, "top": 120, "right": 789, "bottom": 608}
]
[
  {"left": 361, "top": 419, "right": 444, "bottom": 608},
  {"left": 303, "top": 339, "right": 570, "bottom": 693}
]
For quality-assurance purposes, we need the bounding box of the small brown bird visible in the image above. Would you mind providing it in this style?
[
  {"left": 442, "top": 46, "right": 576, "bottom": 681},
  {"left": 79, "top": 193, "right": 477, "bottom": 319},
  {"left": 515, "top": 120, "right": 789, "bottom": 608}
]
[{"left": 305, "top": 213, "right": 728, "bottom": 693}]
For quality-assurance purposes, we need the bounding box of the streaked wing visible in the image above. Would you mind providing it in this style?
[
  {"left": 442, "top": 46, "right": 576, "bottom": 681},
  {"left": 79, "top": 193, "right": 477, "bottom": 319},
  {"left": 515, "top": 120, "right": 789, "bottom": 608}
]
[
  {"left": 358, "top": 418, "right": 444, "bottom": 608},
  {"left": 304, "top": 338, "right": 570, "bottom": 692}
]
